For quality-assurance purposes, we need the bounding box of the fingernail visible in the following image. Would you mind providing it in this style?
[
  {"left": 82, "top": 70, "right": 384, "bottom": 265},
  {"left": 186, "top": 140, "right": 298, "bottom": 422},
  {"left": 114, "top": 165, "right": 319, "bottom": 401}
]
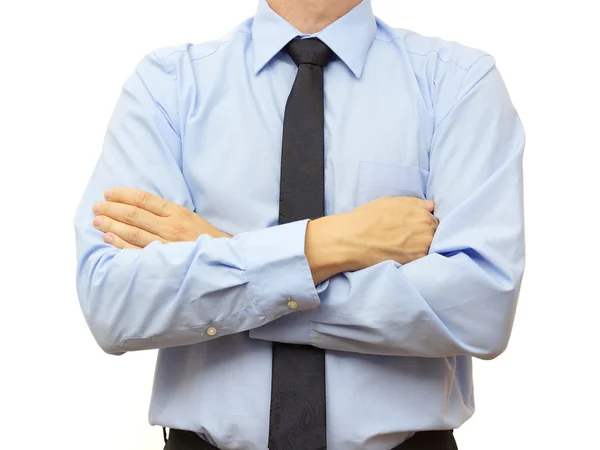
[
  {"left": 93, "top": 216, "right": 103, "bottom": 227},
  {"left": 104, "top": 189, "right": 113, "bottom": 200},
  {"left": 104, "top": 233, "right": 114, "bottom": 244},
  {"left": 92, "top": 203, "right": 101, "bottom": 214}
]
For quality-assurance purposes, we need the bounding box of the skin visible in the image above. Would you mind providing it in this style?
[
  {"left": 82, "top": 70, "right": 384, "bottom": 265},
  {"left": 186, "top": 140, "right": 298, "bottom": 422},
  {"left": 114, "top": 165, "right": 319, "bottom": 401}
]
[
  {"left": 267, "top": 0, "right": 364, "bottom": 34},
  {"left": 93, "top": 189, "right": 438, "bottom": 285},
  {"left": 92, "top": 1, "right": 440, "bottom": 284}
]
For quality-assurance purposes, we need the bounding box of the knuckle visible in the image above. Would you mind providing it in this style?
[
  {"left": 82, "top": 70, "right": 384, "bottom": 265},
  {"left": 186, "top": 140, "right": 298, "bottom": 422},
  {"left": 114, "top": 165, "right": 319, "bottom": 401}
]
[
  {"left": 102, "top": 217, "right": 112, "bottom": 231},
  {"left": 125, "top": 207, "right": 140, "bottom": 223},
  {"left": 177, "top": 208, "right": 193, "bottom": 220},
  {"left": 407, "top": 209, "right": 424, "bottom": 221},
  {"left": 161, "top": 201, "right": 170, "bottom": 215},
  {"left": 100, "top": 203, "right": 112, "bottom": 218},
  {"left": 169, "top": 223, "right": 188, "bottom": 238},
  {"left": 135, "top": 190, "right": 152, "bottom": 206},
  {"left": 400, "top": 196, "right": 420, "bottom": 206},
  {"left": 125, "top": 228, "right": 140, "bottom": 244},
  {"left": 417, "top": 214, "right": 431, "bottom": 224}
]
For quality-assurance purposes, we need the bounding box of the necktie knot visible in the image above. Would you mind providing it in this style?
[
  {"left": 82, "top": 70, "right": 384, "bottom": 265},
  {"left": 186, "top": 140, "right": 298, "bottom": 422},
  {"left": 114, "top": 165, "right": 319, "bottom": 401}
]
[{"left": 285, "top": 38, "right": 333, "bottom": 68}]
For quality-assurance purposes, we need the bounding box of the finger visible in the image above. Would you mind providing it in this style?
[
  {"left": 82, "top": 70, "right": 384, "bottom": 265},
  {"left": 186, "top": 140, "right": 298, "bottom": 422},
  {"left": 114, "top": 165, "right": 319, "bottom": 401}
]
[
  {"left": 397, "top": 196, "right": 435, "bottom": 210},
  {"left": 104, "top": 233, "right": 141, "bottom": 250},
  {"left": 93, "top": 215, "right": 167, "bottom": 247},
  {"left": 104, "top": 188, "right": 174, "bottom": 217},
  {"left": 93, "top": 201, "right": 164, "bottom": 236}
]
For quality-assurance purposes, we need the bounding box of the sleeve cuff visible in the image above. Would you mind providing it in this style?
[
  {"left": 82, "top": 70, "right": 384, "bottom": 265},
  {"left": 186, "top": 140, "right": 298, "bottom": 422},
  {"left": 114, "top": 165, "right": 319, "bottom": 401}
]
[
  {"left": 237, "top": 219, "right": 321, "bottom": 322},
  {"left": 315, "top": 279, "right": 330, "bottom": 294}
]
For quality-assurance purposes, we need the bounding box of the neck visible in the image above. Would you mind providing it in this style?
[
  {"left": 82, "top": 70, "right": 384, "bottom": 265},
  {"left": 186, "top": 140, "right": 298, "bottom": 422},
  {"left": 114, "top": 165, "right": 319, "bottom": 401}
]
[{"left": 267, "top": 0, "right": 363, "bottom": 34}]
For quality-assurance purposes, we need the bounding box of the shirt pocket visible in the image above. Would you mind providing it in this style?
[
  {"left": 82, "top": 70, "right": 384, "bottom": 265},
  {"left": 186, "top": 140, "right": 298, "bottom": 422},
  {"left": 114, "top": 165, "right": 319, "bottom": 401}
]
[{"left": 356, "top": 160, "right": 429, "bottom": 206}]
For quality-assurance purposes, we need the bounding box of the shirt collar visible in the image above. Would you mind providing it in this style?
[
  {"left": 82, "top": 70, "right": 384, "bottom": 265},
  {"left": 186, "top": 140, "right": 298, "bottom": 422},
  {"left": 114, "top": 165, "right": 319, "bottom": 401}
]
[{"left": 251, "top": 0, "right": 377, "bottom": 78}]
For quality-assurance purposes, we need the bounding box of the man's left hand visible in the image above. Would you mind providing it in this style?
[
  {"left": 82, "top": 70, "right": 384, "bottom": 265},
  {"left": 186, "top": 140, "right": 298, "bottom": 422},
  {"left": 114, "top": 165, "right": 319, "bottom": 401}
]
[{"left": 92, "top": 188, "right": 231, "bottom": 249}]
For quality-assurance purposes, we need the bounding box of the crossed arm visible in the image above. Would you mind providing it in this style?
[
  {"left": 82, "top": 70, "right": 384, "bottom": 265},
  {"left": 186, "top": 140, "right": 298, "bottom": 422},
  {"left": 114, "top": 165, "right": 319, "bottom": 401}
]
[{"left": 74, "top": 52, "right": 524, "bottom": 358}]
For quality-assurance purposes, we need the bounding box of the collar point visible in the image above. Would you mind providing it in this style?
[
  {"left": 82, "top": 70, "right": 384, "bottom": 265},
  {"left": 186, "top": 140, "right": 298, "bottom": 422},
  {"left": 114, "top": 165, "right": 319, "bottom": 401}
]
[
  {"left": 351, "top": 66, "right": 364, "bottom": 79},
  {"left": 346, "top": 60, "right": 366, "bottom": 79},
  {"left": 253, "top": 58, "right": 268, "bottom": 75}
]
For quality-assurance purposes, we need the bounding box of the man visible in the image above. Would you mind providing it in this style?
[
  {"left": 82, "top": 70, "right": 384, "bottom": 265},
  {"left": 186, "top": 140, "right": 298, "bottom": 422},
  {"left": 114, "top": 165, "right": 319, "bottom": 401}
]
[{"left": 73, "top": 0, "right": 525, "bottom": 449}]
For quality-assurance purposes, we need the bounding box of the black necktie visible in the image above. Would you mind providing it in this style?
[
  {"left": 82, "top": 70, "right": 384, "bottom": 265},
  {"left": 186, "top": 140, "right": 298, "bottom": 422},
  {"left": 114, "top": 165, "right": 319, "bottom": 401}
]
[{"left": 268, "top": 38, "right": 333, "bottom": 450}]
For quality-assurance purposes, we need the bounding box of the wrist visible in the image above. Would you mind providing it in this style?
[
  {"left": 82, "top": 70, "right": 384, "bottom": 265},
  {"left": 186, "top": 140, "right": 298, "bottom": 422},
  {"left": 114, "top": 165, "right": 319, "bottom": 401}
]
[{"left": 305, "top": 214, "right": 356, "bottom": 283}]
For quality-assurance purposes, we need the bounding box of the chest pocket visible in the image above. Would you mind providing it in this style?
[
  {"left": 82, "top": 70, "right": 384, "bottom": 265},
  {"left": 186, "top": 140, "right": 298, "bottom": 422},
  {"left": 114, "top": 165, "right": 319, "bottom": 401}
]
[{"left": 356, "top": 160, "right": 429, "bottom": 206}]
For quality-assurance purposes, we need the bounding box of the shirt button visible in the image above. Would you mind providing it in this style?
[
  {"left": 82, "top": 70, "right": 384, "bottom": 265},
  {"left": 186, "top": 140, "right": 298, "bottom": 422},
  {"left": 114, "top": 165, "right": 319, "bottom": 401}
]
[
  {"left": 207, "top": 327, "right": 217, "bottom": 336},
  {"left": 287, "top": 299, "right": 299, "bottom": 310}
]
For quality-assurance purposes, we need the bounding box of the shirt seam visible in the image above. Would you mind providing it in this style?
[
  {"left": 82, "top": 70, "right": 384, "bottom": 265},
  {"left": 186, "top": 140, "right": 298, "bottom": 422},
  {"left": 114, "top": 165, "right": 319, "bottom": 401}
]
[
  {"left": 435, "top": 53, "right": 492, "bottom": 130},
  {"left": 152, "top": 49, "right": 188, "bottom": 61},
  {"left": 241, "top": 235, "right": 267, "bottom": 323},
  {"left": 151, "top": 51, "right": 181, "bottom": 139},
  {"left": 374, "top": 35, "right": 488, "bottom": 72},
  {"left": 190, "top": 40, "right": 231, "bottom": 62},
  {"left": 153, "top": 41, "right": 233, "bottom": 65}
]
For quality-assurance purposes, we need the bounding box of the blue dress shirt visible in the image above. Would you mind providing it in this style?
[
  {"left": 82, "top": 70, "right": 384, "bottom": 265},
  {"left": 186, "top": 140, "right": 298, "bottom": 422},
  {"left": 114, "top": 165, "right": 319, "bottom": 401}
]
[{"left": 73, "top": 0, "right": 526, "bottom": 449}]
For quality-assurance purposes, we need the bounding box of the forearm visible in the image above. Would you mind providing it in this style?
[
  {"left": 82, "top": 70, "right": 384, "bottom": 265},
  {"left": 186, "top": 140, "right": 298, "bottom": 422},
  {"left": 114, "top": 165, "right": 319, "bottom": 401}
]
[
  {"left": 252, "top": 244, "right": 523, "bottom": 359},
  {"left": 74, "top": 51, "right": 324, "bottom": 355},
  {"left": 75, "top": 219, "right": 321, "bottom": 354},
  {"left": 304, "top": 214, "right": 356, "bottom": 285},
  {"left": 251, "top": 149, "right": 525, "bottom": 359},
  {"left": 251, "top": 58, "right": 526, "bottom": 358}
]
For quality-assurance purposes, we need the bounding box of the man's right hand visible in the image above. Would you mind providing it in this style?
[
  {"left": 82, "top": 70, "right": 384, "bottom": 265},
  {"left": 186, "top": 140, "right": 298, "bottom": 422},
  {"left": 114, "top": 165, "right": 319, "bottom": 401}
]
[{"left": 305, "top": 197, "right": 439, "bottom": 284}]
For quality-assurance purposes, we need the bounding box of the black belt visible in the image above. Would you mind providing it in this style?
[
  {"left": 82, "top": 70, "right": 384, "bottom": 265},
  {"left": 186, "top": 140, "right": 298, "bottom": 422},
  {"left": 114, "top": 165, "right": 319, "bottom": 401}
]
[{"left": 163, "top": 428, "right": 457, "bottom": 450}]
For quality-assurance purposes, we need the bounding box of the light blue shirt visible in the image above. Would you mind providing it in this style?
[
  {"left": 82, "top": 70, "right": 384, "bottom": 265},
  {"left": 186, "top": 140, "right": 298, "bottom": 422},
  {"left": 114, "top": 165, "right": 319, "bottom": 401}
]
[{"left": 73, "top": 0, "right": 525, "bottom": 449}]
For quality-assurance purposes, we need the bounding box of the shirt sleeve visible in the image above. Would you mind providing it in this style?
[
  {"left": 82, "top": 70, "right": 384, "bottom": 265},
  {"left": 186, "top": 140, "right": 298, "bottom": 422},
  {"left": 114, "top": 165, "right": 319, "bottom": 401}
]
[
  {"left": 73, "top": 52, "right": 320, "bottom": 355},
  {"left": 249, "top": 56, "right": 526, "bottom": 360}
]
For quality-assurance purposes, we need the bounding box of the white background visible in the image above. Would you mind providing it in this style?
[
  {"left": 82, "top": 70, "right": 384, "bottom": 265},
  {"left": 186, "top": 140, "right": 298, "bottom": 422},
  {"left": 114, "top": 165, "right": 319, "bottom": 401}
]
[{"left": 1, "top": 1, "right": 598, "bottom": 449}]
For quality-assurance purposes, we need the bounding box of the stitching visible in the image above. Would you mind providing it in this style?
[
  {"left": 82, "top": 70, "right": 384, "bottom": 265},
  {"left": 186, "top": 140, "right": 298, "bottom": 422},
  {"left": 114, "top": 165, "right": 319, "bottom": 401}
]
[
  {"left": 435, "top": 54, "right": 492, "bottom": 130},
  {"left": 153, "top": 41, "right": 230, "bottom": 64},
  {"left": 465, "top": 53, "right": 491, "bottom": 72},
  {"left": 373, "top": 35, "right": 476, "bottom": 71},
  {"left": 190, "top": 40, "right": 230, "bottom": 62},
  {"left": 240, "top": 235, "right": 265, "bottom": 322},
  {"left": 153, "top": 49, "right": 188, "bottom": 62},
  {"left": 153, "top": 25, "right": 250, "bottom": 63},
  {"left": 301, "top": 220, "right": 321, "bottom": 310},
  {"left": 405, "top": 49, "right": 470, "bottom": 71},
  {"left": 172, "top": 53, "right": 181, "bottom": 141},
  {"left": 136, "top": 58, "right": 180, "bottom": 139},
  {"left": 147, "top": 52, "right": 181, "bottom": 138}
]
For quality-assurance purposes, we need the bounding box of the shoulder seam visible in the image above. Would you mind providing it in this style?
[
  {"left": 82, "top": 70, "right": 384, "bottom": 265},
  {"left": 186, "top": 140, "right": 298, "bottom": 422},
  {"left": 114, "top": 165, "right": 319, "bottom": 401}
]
[
  {"left": 153, "top": 49, "right": 188, "bottom": 62},
  {"left": 375, "top": 36, "right": 490, "bottom": 71},
  {"left": 190, "top": 40, "right": 230, "bottom": 62},
  {"left": 152, "top": 29, "right": 249, "bottom": 65},
  {"left": 435, "top": 54, "right": 494, "bottom": 130},
  {"left": 147, "top": 51, "right": 181, "bottom": 138},
  {"left": 405, "top": 49, "right": 469, "bottom": 71},
  {"left": 465, "top": 53, "right": 493, "bottom": 71}
]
